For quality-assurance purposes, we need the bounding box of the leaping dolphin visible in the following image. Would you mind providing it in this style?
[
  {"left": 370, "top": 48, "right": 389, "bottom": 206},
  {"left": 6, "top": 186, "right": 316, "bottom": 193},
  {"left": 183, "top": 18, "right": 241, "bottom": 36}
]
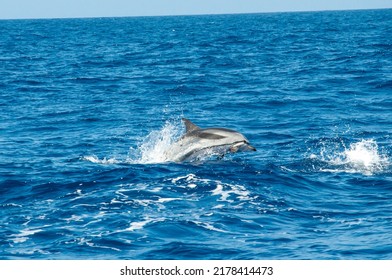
[{"left": 164, "top": 118, "right": 256, "bottom": 162}]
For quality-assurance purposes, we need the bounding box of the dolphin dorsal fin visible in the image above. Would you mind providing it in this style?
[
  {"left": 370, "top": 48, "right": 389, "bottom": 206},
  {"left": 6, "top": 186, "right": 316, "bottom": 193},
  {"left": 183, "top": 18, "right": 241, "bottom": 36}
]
[{"left": 182, "top": 118, "right": 200, "bottom": 133}]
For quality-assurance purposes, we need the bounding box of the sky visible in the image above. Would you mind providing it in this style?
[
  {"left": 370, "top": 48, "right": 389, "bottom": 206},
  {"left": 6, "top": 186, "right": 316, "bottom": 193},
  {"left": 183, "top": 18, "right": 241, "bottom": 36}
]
[{"left": 0, "top": 0, "right": 391, "bottom": 20}]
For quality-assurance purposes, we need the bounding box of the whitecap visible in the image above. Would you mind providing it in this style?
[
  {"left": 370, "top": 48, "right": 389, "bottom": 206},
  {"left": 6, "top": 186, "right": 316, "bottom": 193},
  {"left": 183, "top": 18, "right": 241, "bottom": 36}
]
[
  {"left": 171, "top": 173, "right": 252, "bottom": 203},
  {"left": 126, "top": 217, "right": 165, "bottom": 232},
  {"left": 9, "top": 228, "right": 43, "bottom": 243},
  {"left": 171, "top": 173, "right": 197, "bottom": 184},
  {"left": 211, "top": 182, "right": 251, "bottom": 202},
  {"left": 82, "top": 155, "right": 119, "bottom": 164},
  {"left": 192, "top": 221, "right": 229, "bottom": 233},
  {"left": 157, "top": 198, "right": 182, "bottom": 203}
]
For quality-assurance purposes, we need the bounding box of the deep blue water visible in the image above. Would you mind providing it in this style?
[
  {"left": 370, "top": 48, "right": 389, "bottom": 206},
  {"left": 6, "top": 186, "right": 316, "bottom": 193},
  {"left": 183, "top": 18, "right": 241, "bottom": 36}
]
[{"left": 1, "top": 9, "right": 392, "bottom": 260}]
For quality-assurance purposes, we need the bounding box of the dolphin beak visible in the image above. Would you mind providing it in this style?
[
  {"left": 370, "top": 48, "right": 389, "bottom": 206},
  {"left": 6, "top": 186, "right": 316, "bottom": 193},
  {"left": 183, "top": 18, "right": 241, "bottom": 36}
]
[
  {"left": 230, "top": 142, "right": 256, "bottom": 153},
  {"left": 245, "top": 144, "right": 256, "bottom": 151}
]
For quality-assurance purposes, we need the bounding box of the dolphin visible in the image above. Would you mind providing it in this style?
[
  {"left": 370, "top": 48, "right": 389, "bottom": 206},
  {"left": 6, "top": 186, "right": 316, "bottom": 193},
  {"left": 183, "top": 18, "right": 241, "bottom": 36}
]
[{"left": 164, "top": 118, "right": 256, "bottom": 162}]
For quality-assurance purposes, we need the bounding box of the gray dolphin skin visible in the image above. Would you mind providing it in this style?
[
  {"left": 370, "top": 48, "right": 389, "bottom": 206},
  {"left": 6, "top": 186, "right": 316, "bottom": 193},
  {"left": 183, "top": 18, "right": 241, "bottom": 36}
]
[{"left": 164, "top": 118, "right": 256, "bottom": 162}]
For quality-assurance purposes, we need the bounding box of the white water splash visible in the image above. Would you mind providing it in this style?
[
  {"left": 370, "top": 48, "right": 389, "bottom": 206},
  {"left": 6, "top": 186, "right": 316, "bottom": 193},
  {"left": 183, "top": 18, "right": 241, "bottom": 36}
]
[
  {"left": 313, "top": 139, "right": 390, "bottom": 175},
  {"left": 82, "top": 120, "right": 183, "bottom": 165},
  {"left": 345, "top": 140, "right": 388, "bottom": 170},
  {"left": 127, "top": 120, "right": 183, "bottom": 164}
]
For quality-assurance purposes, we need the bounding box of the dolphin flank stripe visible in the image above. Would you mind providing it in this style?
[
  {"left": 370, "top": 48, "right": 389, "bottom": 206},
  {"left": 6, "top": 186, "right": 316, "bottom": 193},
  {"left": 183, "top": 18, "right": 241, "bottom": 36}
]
[{"left": 196, "top": 132, "right": 226, "bottom": 140}]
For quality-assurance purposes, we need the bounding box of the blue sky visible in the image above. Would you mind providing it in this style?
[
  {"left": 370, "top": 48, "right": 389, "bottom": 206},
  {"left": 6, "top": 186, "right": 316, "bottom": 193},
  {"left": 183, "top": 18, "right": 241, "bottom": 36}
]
[{"left": 1, "top": 0, "right": 391, "bottom": 19}]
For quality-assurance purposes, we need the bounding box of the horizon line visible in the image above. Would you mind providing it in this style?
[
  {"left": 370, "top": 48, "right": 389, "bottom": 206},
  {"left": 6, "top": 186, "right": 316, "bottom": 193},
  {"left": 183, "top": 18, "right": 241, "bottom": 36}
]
[{"left": 0, "top": 7, "right": 390, "bottom": 21}]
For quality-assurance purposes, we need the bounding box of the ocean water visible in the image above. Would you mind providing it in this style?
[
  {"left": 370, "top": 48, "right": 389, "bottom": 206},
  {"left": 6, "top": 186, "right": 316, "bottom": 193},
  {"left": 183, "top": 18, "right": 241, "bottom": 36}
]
[{"left": 1, "top": 9, "right": 392, "bottom": 260}]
